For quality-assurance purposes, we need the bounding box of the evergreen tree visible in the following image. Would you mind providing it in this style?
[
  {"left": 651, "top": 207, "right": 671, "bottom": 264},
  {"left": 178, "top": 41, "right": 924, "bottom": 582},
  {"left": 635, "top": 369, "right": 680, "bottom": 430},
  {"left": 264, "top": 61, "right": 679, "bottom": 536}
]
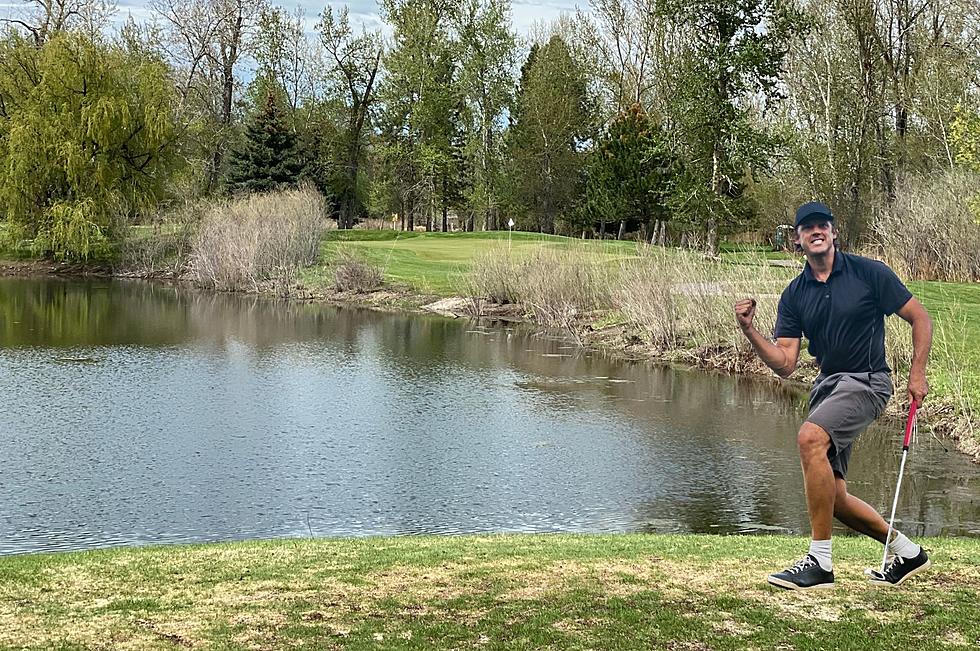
[
  {"left": 583, "top": 104, "right": 677, "bottom": 239},
  {"left": 227, "top": 86, "right": 305, "bottom": 194}
]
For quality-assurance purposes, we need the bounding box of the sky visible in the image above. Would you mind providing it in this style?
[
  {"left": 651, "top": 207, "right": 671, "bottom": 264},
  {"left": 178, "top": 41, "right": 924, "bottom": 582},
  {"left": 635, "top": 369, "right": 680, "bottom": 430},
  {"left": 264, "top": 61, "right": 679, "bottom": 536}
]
[{"left": 1, "top": 0, "right": 587, "bottom": 37}]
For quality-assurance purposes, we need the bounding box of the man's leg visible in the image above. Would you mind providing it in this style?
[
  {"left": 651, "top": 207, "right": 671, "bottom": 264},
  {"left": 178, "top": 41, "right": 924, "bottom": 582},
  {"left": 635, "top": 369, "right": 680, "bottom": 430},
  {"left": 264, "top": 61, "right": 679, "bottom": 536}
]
[
  {"left": 797, "top": 422, "right": 835, "bottom": 541},
  {"left": 833, "top": 463, "right": 931, "bottom": 586},
  {"left": 767, "top": 422, "right": 838, "bottom": 590},
  {"left": 833, "top": 477, "right": 889, "bottom": 542}
]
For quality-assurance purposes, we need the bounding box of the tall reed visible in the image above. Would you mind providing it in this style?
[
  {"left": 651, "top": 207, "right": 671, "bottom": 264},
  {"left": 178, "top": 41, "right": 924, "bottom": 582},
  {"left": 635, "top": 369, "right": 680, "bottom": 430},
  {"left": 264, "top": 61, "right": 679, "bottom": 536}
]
[
  {"left": 467, "top": 242, "right": 615, "bottom": 326},
  {"left": 189, "top": 187, "right": 329, "bottom": 295},
  {"left": 869, "top": 170, "right": 980, "bottom": 282},
  {"left": 615, "top": 247, "right": 791, "bottom": 356}
]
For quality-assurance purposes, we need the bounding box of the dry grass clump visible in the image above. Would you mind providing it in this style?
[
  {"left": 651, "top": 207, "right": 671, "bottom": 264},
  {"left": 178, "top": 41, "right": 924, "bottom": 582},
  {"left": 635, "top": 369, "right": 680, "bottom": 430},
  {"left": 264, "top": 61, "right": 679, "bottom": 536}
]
[
  {"left": 467, "top": 244, "right": 615, "bottom": 326},
  {"left": 189, "top": 187, "right": 329, "bottom": 295},
  {"left": 614, "top": 247, "right": 788, "bottom": 354},
  {"left": 870, "top": 170, "right": 980, "bottom": 282},
  {"left": 332, "top": 250, "right": 384, "bottom": 293}
]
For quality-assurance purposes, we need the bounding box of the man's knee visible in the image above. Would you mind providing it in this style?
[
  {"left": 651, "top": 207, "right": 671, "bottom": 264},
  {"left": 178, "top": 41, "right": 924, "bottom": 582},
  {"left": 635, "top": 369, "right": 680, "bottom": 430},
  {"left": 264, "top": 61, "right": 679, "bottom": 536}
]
[{"left": 798, "top": 422, "right": 831, "bottom": 458}]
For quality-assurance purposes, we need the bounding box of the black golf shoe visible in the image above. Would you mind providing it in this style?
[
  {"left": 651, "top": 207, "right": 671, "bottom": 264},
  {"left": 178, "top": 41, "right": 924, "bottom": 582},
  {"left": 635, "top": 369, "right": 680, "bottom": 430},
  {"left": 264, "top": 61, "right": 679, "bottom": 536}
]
[
  {"left": 868, "top": 548, "right": 931, "bottom": 587},
  {"left": 767, "top": 554, "right": 835, "bottom": 591}
]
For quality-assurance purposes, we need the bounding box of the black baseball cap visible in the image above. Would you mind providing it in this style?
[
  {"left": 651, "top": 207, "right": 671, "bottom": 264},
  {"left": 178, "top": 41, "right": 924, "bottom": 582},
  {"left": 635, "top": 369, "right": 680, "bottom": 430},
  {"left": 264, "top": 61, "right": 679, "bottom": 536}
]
[{"left": 794, "top": 201, "right": 833, "bottom": 228}]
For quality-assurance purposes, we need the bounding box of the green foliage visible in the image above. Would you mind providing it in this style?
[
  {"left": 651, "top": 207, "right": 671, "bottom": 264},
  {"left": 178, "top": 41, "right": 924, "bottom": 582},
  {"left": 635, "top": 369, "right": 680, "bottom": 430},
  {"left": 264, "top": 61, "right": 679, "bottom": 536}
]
[
  {"left": 504, "top": 35, "right": 596, "bottom": 234},
  {"left": 377, "top": 0, "right": 466, "bottom": 231},
  {"left": 226, "top": 81, "right": 305, "bottom": 194},
  {"left": 0, "top": 32, "right": 183, "bottom": 260},
  {"left": 658, "top": 0, "right": 810, "bottom": 248},
  {"left": 582, "top": 104, "right": 677, "bottom": 234},
  {"left": 951, "top": 104, "right": 980, "bottom": 171},
  {"left": 455, "top": 0, "right": 516, "bottom": 231},
  {"left": 316, "top": 6, "right": 383, "bottom": 228},
  {"left": 950, "top": 106, "right": 980, "bottom": 222}
]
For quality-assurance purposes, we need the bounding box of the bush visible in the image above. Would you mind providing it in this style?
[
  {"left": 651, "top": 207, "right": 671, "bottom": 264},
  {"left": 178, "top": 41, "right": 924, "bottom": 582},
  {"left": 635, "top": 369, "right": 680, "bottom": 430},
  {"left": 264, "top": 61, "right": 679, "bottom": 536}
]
[
  {"left": 467, "top": 244, "right": 614, "bottom": 325},
  {"left": 189, "top": 187, "right": 329, "bottom": 295},
  {"left": 332, "top": 252, "right": 384, "bottom": 293},
  {"left": 614, "top": 247, "right": 788, "bottom": 352},
  {"left": 869, "top": 170, "right": 980, "bottom": 282}
]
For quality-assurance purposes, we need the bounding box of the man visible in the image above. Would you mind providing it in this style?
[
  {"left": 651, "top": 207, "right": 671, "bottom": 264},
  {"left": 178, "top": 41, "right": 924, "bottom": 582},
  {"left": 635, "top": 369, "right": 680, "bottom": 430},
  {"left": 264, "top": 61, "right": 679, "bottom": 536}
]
[{"left": 734, "top": 201, "right": 933, "bottom": 591}]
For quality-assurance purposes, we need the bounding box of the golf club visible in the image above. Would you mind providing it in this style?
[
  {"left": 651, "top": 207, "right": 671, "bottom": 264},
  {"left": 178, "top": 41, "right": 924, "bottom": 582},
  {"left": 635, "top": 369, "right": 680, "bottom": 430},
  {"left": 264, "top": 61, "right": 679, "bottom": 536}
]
[{"left": 867, "top": 401, "right": 918, "bottom": 579}]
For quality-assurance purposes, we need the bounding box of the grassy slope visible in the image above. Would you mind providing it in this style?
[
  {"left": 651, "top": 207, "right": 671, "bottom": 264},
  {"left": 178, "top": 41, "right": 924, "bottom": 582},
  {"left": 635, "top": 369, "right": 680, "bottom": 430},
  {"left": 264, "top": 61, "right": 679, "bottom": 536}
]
[
  {"left": 909, "top": 280, "right": 980, "bottom": 398},
  {"left": 1, "top": 534, "right": 977, "bottom": 650}
]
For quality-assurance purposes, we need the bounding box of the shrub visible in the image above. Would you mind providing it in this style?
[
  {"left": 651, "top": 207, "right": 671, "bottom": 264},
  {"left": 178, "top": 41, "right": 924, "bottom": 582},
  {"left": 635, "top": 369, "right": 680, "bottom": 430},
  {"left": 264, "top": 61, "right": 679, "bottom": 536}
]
[
  {"left": 117, "top": 201, "right": 206, "bottom": 276},
  {"left": 189, "top": 187, "right": 329, "bottom": 295},
  {"left": 467, "top": 243, "right": 615, "bottom": 325},
  {"left": 614, "top": 247, "right": 788, "bottom": 352},
  {"left": 333, "top": 251, "right": 384, "bottom": 293},
  {"left": 869, "top": 170, "right": 980, "bottom": 282}
]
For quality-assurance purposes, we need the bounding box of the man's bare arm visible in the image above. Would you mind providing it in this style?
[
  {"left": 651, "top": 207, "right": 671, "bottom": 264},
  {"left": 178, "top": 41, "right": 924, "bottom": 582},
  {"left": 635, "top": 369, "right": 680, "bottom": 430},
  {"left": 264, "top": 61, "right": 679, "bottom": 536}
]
[
  {"left": 734, "top": 298, "right": 801, "bottom": 378},
  {"left": 896, "top": 297, "right": 932, "bottom": 405}
]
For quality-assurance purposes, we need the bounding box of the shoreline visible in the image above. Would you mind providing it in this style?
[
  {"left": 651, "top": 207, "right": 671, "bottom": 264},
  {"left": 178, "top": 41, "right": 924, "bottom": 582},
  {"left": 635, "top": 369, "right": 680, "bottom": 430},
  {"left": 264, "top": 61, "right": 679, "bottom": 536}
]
[{"left": 3, "top": 261, "right": 977, "bottom": 462}]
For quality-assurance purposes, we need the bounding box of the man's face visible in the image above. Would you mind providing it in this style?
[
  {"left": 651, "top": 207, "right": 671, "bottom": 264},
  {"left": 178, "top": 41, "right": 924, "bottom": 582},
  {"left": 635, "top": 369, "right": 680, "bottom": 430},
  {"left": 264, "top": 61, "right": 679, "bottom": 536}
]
[{"left": 794, "top": 220, "right": 836, "bottom": 255}]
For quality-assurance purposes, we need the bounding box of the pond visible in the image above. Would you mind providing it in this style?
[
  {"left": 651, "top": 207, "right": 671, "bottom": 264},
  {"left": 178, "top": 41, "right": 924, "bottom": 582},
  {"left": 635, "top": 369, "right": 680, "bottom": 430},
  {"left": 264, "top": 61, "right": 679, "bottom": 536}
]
[{"left": 1, "top": 277, "right": 977, "bottom": 555}]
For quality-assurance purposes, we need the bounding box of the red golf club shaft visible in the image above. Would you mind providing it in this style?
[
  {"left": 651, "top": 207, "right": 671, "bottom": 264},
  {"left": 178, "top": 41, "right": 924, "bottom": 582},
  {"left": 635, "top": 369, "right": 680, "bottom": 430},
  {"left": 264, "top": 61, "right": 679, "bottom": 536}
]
[
  {"left": 903, "top": 400, "right": 918, "bottom": 449},
  {"left": 880, "top": 401, "right": 918, "bottom": 573}
]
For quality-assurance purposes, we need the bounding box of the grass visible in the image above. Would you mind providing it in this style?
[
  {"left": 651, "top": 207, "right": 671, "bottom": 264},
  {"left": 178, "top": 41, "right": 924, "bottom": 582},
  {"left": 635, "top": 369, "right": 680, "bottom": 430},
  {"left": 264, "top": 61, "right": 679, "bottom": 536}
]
[
  {"left": 1, "top": 533, "right": 977, "bottom": 650},
  {"left": 308, "top": 230, "right": 639, "bottom": 296},
  {"left": 909, "top": 280, "right": 980, "bottom": 375}
]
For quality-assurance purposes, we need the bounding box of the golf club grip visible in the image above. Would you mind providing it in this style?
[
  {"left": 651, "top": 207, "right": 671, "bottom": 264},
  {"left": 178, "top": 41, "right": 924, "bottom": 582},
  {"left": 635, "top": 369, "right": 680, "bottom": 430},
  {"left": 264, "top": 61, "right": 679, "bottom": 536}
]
[{"left": 903, "top": 401, "right": 918, "bottom": 449}]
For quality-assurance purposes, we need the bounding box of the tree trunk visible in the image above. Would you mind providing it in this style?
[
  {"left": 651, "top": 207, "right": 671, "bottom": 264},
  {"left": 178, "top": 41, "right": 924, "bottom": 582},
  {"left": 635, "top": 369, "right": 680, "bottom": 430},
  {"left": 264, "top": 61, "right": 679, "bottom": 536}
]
[{"left": 441, "top": 175, "right": 448, "bottom": 232}]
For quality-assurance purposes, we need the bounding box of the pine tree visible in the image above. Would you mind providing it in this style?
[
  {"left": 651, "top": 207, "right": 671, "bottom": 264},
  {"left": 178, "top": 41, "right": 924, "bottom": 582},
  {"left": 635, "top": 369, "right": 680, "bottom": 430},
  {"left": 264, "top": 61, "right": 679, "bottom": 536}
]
[{"left": 227, "top": 88, "right": 305, "bottom": 194}]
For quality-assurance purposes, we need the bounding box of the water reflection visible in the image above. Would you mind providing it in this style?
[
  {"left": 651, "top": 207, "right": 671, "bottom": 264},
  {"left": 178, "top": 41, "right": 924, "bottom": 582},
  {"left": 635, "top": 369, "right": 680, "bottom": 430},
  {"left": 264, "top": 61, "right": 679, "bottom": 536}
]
[{"left": 0, "top": 277, "right": 977, "bottom": 556}]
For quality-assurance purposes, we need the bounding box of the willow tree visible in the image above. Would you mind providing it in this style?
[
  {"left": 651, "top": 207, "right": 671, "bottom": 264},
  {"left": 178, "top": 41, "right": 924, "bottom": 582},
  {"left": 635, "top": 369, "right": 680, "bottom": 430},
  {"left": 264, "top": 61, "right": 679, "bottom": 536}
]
[{"left": 0, "top": 32, "right": 183, "bottom": 259}]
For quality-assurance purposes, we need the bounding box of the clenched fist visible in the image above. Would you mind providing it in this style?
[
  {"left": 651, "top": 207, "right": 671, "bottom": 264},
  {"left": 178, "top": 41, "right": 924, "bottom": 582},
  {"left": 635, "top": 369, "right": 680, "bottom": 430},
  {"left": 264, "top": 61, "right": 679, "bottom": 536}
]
[{"left": 734, "top": 298, "right": 757, "bottom": 333}]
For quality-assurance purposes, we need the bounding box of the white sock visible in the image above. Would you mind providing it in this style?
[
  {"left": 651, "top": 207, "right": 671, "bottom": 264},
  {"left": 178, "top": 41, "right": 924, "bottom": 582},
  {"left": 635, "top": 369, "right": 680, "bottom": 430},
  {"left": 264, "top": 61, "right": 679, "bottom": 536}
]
[
  {"left": 809, "top": 539, "right": 832, "bottom": 572},
  {"left": 888, "top": 531, "right": 921, "bottom": 559}
]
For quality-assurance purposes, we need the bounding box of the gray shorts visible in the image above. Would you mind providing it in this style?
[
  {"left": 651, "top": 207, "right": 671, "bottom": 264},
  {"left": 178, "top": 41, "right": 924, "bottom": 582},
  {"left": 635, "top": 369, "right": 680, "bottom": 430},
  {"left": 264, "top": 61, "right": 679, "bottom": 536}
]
[{"left": 806, "top": 371, "right": 892, "bottom": 478}]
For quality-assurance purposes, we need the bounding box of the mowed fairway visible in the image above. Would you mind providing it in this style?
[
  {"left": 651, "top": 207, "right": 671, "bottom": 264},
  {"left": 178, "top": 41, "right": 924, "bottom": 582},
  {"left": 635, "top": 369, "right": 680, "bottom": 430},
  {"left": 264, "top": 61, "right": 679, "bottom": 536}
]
[{"left": 315, "top": 230, "right": 639, "bottom": 295}]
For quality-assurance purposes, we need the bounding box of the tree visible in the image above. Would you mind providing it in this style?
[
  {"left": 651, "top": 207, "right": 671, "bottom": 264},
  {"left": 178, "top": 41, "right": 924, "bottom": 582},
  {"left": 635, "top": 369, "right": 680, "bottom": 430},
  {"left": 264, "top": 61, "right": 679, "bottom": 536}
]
[
  {"left": 378, "top": 0, "right": 463, "bottom": 232},
  {"left": 583, "top": 104, "right": 677, "bottom": 240},
  {"left": 455, "top": 0, "right": 517, "bottom": 232},
  {"left": 0, "top": 32, "right": 183, "bottom": 259},
  {"left": 575, "top": 0, "right": 663, "bottom": 117},
  {"left": 226, "top": 82, "right": 305, "bottom": 194},
  {"left": 658, "top": 0, "right": 810, "bottom": 252},
  {"left": 1, "top": 0, "right": 114, "bottom": 46},
  {"left": 503, "top": 35, "right": 595, "bottom": 234},
  {"left": 254, "top": 5, "right": 312, "bottom": 113},
  {"left": 150, "top": 0, "right": 260, "bottom": 193},
  {"left": 778, "top": 0, "right": 979, "bottom": 246},
  {"left": 317, "top": 6, "right": 382, "bottom": 229}
]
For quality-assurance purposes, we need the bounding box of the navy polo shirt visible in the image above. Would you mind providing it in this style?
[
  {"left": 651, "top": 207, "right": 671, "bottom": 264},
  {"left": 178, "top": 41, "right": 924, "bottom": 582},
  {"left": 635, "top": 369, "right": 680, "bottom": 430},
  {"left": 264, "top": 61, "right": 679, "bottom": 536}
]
[{"left": 774, "top": 251, "right": 913, "bottom": 375}]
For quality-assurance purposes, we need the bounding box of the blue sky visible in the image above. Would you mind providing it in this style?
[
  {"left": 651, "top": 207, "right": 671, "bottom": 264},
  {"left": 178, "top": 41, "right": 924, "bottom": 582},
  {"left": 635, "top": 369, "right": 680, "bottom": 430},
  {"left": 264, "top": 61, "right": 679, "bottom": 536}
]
[{"left": 2, "top": 0, "right": 586, "bottom": 36}]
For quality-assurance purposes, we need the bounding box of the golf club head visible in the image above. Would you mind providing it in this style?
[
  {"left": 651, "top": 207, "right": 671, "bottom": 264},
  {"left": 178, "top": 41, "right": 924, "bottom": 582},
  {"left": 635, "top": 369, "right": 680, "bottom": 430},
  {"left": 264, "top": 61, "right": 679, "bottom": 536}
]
[{"left": 864, "top": 568, "right": 886, "bottom": 580}]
